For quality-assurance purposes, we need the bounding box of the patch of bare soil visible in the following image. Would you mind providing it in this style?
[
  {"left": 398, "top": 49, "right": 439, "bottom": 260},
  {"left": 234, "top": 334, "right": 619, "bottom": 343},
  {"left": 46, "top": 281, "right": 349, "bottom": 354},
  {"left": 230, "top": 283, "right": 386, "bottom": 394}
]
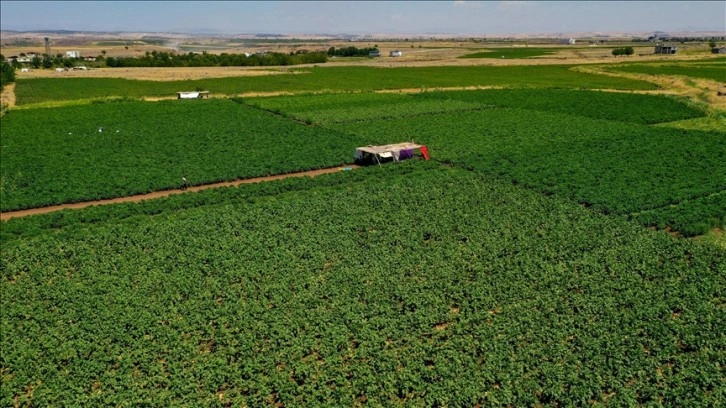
[{"left": 0, "top": 165, "right": 359, "bottom": 221}]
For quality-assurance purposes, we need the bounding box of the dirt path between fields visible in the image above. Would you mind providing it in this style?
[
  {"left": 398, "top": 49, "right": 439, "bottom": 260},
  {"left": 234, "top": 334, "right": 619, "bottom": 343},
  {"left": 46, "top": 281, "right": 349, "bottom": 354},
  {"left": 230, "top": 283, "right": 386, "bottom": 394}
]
[{"left": 0, "top": 165, "right": 359, "bottom": 221}]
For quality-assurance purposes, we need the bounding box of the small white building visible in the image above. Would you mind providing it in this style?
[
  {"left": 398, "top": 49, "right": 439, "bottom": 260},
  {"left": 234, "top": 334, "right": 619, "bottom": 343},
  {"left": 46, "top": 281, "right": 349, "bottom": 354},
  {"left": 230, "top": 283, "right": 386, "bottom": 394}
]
[
  {"left": 559, "top": 38, "right": 576, "bottom": 45},
  {"left": 66, "top": 51, "right": 80, "bottom": 58},
  {"left": 389, "top": 50, "right": 403, "bottom": 57}
]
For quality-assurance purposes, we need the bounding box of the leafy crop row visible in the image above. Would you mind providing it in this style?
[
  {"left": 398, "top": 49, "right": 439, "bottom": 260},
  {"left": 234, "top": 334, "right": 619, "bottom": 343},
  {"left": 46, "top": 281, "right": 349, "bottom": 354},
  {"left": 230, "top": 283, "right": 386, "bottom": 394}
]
[
  {"left": 414, "top": 88, "right": 706, "bottom": 124},
  {"left": 249, "top": 88, "right": 705, "bottom": 126},
  {"left": 0, "top": 99, "right": 368, "bottom": 211},
  {"left": 2, "top": 165, "right": 724, "bottom": 406},
  {"left": 243, "top": 92, "right": 488, "bottom": 125},
  {"left": 630, "top": 190, "right": 726, "bottom": 236},
  {"left": 0, "top": 163, "right": 427, "bottom": 243}
]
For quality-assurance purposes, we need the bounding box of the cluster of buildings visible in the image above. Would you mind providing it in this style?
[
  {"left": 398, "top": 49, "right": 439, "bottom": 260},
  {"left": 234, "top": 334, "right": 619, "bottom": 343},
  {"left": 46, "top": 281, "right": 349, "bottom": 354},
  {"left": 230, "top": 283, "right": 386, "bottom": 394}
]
[{"left": 5, "top": 51, "right": 97, "bottom": 63}]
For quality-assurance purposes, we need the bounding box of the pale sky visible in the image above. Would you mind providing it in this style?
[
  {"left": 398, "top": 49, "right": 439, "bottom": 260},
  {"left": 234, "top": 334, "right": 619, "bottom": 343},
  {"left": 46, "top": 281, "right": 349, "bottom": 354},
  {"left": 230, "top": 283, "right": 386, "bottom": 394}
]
[{"left": 1, "top": 1, "right": 724, "bottom": 36}]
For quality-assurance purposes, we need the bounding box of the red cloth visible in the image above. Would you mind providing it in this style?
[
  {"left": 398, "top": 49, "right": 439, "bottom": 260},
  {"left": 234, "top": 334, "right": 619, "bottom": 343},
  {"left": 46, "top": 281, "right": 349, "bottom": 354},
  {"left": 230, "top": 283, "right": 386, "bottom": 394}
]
[{"left": 420, "top": 146, "right": 430, "bottom": 160}]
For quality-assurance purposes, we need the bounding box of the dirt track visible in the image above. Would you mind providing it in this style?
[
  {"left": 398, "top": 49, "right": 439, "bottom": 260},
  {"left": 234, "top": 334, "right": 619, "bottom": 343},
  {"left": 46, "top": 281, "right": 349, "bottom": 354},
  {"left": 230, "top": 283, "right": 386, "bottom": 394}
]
[{"left": 0, "top": 165, "right": 359, "bottom": 221}]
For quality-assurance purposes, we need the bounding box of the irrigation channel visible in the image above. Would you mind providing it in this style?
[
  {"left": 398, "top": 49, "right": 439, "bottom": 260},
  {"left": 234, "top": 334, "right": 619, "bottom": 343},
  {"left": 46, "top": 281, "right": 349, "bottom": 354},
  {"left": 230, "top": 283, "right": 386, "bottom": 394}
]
[{"left": 0, "top": 165, "right": 359, "bottom": 221}]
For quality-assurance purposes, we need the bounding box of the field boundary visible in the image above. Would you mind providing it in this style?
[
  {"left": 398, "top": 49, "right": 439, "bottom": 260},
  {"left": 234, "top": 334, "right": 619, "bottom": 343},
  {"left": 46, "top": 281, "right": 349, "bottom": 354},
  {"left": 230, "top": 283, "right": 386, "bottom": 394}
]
[{"left": 0, "top": 165, "right": 359, "bottom": 221}]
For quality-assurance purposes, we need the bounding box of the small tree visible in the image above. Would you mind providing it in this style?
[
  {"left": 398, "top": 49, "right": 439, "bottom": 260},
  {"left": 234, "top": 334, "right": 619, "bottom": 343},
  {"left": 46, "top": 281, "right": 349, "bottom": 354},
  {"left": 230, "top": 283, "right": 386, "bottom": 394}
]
[
  {"left": 612, "top": 47, "right": 634, "bottom": 57},
  {"left": 709, "top": 40, "right": 717, "bottom": 48},
  {"left": 0, "top": 56, "right": 16, "bottom": 91}
]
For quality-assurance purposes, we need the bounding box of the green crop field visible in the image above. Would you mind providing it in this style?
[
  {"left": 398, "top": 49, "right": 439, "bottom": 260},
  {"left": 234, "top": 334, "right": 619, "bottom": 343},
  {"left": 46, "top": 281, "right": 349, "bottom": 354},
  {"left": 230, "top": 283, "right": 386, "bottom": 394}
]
[
  {"left": 333, "top": 110, "right": 725, "bottom": 234},
  {"left": 3, "top": 88, "right": 723, "bottom": 234},
  {"left": 2, "top": 164, "right": 724, "bottom": 406},
  {"left": 0, "top": 99, "right": 367, "bottom": 211},
  {"left": 245, "top": 92, "right": 489, "bottom": 125},
  {"left": 245, "top": 89, "right": 724, "bottom": 236},
  {"left": 14, "top": 64, "right": 658, "bottom": 105},
  {"left": 2, "top": 62, "right": 725, "bottom": 406},
  {"left": 458, "top": 47, "right": 559, "bottom": 59},
  {"left": 250, "top": 88, "right": 706, "bottom": 125}
]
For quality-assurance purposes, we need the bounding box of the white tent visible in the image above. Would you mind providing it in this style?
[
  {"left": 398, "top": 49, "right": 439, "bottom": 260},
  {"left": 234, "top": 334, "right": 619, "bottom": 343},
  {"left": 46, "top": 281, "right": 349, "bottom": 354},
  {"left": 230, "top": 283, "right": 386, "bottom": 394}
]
[{"left": 354, "top": 142, "right": 429, "bottom": 165}]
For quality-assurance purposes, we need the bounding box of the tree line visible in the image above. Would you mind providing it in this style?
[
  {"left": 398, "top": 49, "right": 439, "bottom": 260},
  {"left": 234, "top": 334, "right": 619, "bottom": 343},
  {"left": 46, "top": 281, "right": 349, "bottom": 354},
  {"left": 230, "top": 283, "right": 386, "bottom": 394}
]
[
  {"left": 326, "top": 46, "right": 379, "bottom": 57},
  {"left": 105, "top": 50, "right": 327, "bottom": 68},
  {"left": 6, "top": 54, "right": 87, "bottom": 70}
]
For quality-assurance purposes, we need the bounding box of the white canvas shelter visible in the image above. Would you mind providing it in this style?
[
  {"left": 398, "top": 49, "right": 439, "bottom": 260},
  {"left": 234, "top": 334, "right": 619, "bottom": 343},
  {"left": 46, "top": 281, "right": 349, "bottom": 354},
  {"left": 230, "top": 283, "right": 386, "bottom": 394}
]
[
  {"left": 354, "top": 142, "right": 428, "bottom": 165},
  {"left": 177, "top": 91, "right": 210, "bottom": 99}
]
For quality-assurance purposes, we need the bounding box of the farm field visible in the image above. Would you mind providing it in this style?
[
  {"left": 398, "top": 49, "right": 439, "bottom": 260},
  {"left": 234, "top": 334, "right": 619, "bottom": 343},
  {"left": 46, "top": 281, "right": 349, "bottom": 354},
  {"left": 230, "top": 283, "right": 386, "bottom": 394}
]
[
  {"left": 2, "top": 49, "right": 726, "bottom": 407},
  {"left": 12, "top": 64, "right": 658, "bottom": 105},
  {"left": 249, "top": 88, "right": 706, "bottom": 125},
  {"left": 249, "top": 90, "right": 725, "bottom": 236},
  {"left": 458, "top": 47, "right": 559, "bottom": 59},
  {"left": 4, "top": 88, "right": 723, "bottom": 237},
  {"left": 244, "top": 92, "right": 489, "bottom": 125},
  {"left": 0, "top": 98, "right": 368, "bottom": 211},
  {"left": 2, "top": 164, "right": 724, "bottom": 406},
  {"left": 606, "top": 60, "right": 726, "bottom": 84}
]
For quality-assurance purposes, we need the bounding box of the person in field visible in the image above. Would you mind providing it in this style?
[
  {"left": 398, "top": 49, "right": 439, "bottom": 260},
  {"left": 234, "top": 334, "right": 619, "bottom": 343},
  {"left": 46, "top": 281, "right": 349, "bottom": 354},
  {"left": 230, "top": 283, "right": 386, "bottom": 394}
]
[{"left": 182, "top": 176, "right": 188, "bottom": 191}]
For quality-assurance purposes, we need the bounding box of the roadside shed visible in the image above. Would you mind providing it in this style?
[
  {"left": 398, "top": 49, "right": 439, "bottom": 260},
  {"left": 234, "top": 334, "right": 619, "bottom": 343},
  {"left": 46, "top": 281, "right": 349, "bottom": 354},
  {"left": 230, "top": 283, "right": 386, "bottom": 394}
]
[
  {"left": 654, "top": 44, "right": 677, "bottom": 54},
  {"left": 354, "top": 142, "right": 429, "bottom": 165}
]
